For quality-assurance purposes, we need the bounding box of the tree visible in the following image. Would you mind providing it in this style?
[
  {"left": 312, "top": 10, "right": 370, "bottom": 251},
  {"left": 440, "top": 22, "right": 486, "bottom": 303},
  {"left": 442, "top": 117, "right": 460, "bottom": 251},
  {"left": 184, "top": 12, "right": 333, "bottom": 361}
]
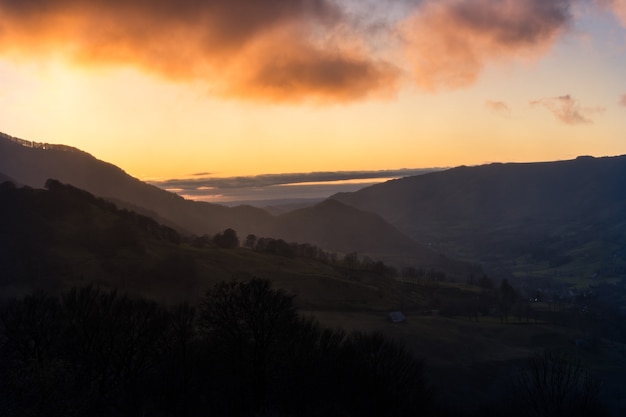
[
  {"left": 342, "top": 332, "right": 433, "bottom": 417},
  {"left": 479, "top": 274, "right": 494, "bottom": 289},
  {"left": 499, "top": 279, "right": 517, "bottom": 322},
  {"left": 343, "top": 252, "right": 360, "bottom": 268},
  {"left": 513, "top": 350, "right": 606, "bottom": 417},
  {"left": 264, "top": 238, "right": 295, "bottom": 257},
  {"left": 0, "top": 287, "right": 171, "bottom": 416},
  {"left": 244, "top": 234, "right": 256, "bottom": 249},
  {"left": 198, "top": 279, "right": 298, "bottom": 411},
  {"left": 212, "top": 228, "right": 239, "bottom": 248}
]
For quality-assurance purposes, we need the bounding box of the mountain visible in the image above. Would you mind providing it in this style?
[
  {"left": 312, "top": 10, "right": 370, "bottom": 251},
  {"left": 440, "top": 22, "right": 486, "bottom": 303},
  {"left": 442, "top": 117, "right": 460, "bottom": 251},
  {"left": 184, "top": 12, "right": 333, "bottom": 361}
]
[
  {"left": 332, "top": 156, "right": 626, "bottom": 282},
  {"left": 0, "top": 171, "right": 16, "bottom": 184},
  {"left": 0, "top": 132, "right": 276, "bottom": 237},
  {"left": 275, "top": 199, "right": 419, "bottom": 254},
  {"left": 0, "top": 179, "right": 429, "bottom": 309},
  {"left": 1, "top": 131, "right": 457, "bottom": 269}
]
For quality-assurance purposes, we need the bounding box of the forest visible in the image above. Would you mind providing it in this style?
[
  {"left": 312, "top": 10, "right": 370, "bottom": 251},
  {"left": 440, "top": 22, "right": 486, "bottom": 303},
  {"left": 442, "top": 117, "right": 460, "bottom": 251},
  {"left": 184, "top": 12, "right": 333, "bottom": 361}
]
[{"left": 0, "top": 281, "right": 608, "bottom": 417}]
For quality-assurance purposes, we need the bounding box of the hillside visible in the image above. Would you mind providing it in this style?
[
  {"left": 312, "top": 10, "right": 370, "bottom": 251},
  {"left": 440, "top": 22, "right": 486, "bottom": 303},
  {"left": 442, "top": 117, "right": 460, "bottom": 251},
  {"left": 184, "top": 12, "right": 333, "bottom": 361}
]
[
  {"left": 2, "top": 175, "right": 625, "bottom": 416},
  {"left": 275, "top": 199, "right": 421, "bottom": 254},
  {"left": 332, "top": 156, "right": 626, "bottom": 283},
  {"left": 0, "top": 131, "right": 467, "bottom": 269},
  {"left": 0, "top": 179, "right": 423, "bottom": 309},
  {"left": 271, "top": 199, "right": 478, "bottom": 275},
  {"left": 0, "top": 132, "right": 276, "bottom": 237},
  {"left": 0, "top": 171, "right": 16, "bottom": 184}
]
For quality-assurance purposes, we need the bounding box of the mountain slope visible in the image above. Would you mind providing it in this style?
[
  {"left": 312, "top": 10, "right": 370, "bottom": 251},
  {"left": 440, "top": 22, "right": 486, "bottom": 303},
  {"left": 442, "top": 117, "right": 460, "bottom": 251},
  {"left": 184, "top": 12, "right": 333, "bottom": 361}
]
[
  {"left": 332, "top": 156, "right": 626, "bottom": 280},
  {"left": 0, "top": 180, "right": 427, "bottom": 309},
  {"left": 275, "top": 199, "right": 419, "bottom": 254},
  {"left": 0, "top": 131, "right": 443, "bottom": 262},
  {"left": 0, "top": 132, "right": 277, "bottom": 237},
  {"left": 0, "top": 171, "right": 16, "bottom": 184},
  {"left": 270, "top": 199, "right": 481, "bottom": 276}
]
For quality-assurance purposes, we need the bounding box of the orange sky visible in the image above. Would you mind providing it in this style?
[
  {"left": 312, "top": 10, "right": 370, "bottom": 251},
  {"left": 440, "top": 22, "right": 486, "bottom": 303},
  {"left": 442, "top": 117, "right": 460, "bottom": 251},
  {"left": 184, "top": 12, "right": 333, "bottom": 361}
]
[{"left": 1, "top": 0, "right": 626, "bottom": 179}]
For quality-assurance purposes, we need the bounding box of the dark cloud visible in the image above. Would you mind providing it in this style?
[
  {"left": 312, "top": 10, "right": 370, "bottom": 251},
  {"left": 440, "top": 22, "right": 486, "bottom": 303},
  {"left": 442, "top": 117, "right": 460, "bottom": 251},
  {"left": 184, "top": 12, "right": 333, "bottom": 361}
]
[
  {"left": 1, "top": 0, "right": 611, "bottom": 100},
  {"left": 485, "top": 100, "right": 512, "bottom": 116},
  {"left": 401, "top": 0, "right": 573, "bottom": 90},
  {"left": 595, "top": 0, "right": 626, "bottom": 26},
  {"left": 150, "top": 168, "right": 442, "bottom": 191},
  {"left": 530, "top": 95, "right": 605, "bottom": 125},
  {"left": 0, "top": 0, "right": 397, "bottom": 102},
  {"left": 149, "top": 168, "right": 443, "bottom": 203}
]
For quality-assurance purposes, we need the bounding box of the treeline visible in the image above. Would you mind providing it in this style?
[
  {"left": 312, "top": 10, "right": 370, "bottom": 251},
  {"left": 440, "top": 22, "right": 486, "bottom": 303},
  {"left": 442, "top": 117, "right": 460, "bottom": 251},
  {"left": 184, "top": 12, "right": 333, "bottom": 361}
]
[
  {"left": 194, "top": 228, "right": 417, "bottom": 279},
  {"left": 1, "top": 179, "right": 180, "bottom": 259},
  {"left": 406, "top": 274, "right": 532, "bottom": 323},
  {"left": 193, "top": 228, "right": 336, "bottom": 262},
  {"left": 0, "top": 280, "right": 608, "bottom": 417},
  {"left": 0, "top": 280, "right": 433, "bottom": 417}
]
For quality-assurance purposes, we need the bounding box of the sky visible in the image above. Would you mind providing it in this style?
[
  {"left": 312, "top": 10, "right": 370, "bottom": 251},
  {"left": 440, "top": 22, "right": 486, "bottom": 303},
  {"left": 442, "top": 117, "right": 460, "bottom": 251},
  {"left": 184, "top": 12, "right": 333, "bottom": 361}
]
[{"left": 1, "top": 0, "right": 626, "bottom": 191}]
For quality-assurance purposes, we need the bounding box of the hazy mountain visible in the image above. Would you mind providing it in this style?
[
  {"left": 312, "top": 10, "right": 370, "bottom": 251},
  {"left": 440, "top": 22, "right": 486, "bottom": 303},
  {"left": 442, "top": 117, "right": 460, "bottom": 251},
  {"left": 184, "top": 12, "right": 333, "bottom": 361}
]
[
  {"left": 0, "top": 180, "right": 422, "bottom": 309},
  {"left": 275, "top": 199, "right": 419, "bottom": 254},
  {"left": 0, "top": 171, "right": 16, "bottom": 185},
  {"left": 0, "top": 132, "right": 278, "bottom": 237},
  {"left": 1, "top": 132, "right": 450, "bottom": 264},
  {"left": 332, "top": 155, "right": 626, "bottom": 280}
]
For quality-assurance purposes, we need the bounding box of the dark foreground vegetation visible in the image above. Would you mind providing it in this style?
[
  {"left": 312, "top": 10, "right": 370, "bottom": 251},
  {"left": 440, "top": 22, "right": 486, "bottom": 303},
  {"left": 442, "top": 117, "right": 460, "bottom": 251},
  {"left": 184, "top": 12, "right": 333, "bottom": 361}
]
[
  {"left": 0, "top": 178, "right": 622, "bottom": 415},
  {"left": 0, "top": 280, "right": 609, "bottom": 417},
  {"left": 0, "top": 280, "right": 433, "bottom": 417}
]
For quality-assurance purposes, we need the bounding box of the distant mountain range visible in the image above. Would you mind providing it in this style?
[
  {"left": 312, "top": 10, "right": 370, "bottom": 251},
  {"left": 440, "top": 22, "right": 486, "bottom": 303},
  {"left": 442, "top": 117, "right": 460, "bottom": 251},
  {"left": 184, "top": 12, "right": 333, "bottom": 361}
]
[
  {"left": 0, "top": 131, "right": 459, "bottom": 274},
  {"left": 332, "top": 155, "right": 626, "bottom": 283},
  {"left": 8, "top": 131, "right": 623, "bottom": 285},
  {"left": 0, "top": 179, "right": 417, "bottom": 308}
]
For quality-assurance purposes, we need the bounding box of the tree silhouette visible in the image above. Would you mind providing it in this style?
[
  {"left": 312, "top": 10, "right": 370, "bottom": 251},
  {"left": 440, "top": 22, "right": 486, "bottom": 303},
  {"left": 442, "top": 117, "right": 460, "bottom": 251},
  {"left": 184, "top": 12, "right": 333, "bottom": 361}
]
[
  {"left": 342, "top": 331, "right": 434, "bottom": 417},
  {"left": 499, "top": 279, "right": 517, "bottom": 322},
  {"left": 198, "top": 278, "right": 298, "bottom": 412},
  {"left": 244, "top": 233, "right": 257, "bottom": 249},
  {"left": 212, "top": 228, "right": 239, "bottom": 248},
  {"left": 513, "top": 350, "right": 606, "bottom": 417}
]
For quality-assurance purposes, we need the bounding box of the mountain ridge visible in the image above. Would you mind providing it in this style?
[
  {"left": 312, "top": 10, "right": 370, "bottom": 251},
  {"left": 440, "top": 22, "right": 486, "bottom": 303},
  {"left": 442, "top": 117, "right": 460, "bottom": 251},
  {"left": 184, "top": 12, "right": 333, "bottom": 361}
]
[
  {"left": 1, "top": 131, "right": 455, "bottom": 271},
  {"left": 331, "top": 155, "right": 626, "bottom": 281}
]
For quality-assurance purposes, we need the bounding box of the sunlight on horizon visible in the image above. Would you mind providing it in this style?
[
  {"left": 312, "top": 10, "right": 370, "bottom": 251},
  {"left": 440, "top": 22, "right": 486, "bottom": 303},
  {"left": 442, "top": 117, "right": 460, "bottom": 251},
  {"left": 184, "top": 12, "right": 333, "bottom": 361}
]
[{"left": 1, "top": 0, "right": 626, "bottom": 179}]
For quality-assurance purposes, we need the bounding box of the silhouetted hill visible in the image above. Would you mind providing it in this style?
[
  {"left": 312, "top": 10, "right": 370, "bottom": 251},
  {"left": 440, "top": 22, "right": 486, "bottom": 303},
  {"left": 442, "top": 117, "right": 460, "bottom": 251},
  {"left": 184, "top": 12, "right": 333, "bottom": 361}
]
[
  {"left": 276, "top": 199, "right": 418, "bottom": 254},
  {"left": 0, "top": 180, "right": 443, "bottom": 309},
  {"left": 270, "top": 199, "right": 480, "bottom": 276},
  {"left": 1, "top": 132, "right": 468, "bottom": 265},
  {"left": 0, "top": 132, "right": 275, "bottom": 237},
  {"left": 332, "top": 156, "right": 626, "bottom": 281},
  {"left": 0, "top": 171, "right": 16, "bottom": 184}
]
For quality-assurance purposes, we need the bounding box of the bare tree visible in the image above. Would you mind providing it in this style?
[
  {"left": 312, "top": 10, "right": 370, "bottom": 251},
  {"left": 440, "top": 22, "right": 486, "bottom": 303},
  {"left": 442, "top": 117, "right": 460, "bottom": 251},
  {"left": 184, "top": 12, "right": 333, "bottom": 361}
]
[
  {"left": 199, "top": 278, "right": 297, "bottom": 411},
  {"left": 514, "top": 350, "right": 606, "bottom": 417}
]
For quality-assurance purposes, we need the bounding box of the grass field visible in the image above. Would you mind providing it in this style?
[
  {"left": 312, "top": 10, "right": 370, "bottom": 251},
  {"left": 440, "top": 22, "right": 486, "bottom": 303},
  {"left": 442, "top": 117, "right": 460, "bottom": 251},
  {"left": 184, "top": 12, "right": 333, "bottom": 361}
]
[{"left": 310, "top": 308, "right": 626, "bottom": 415}]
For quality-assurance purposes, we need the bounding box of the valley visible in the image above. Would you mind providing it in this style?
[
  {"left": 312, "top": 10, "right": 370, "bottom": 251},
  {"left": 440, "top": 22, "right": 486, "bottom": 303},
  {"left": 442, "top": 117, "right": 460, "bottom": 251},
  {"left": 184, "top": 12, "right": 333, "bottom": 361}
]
[{"left": 2, "top": 133, "right": 626, "bottom": 415}]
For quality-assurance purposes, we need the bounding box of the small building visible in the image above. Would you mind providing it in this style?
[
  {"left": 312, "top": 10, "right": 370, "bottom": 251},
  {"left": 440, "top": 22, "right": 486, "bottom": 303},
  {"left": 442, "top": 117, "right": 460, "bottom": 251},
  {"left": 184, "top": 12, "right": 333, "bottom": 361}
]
[{"left": 388, "top": 311, "right": 406, "bottom": 323}]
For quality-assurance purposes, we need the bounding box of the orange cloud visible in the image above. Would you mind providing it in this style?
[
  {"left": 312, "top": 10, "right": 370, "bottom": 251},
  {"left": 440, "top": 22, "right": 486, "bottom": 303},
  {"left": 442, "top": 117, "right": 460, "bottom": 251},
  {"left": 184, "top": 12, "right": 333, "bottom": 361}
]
[
  {"left": 0, "top": 0, "right": 398, "bottom": 103},
  {"left": 620, "top": 94, "right": 626, "bottom": 107},
  {"left": 485, "top": 100, "right": 512, "bottom": 116},
  {"left": 596, "top": 0, "right": 626, "bottom": 26},
  {"left": 401, "top": 0, "right": 572, "bottom": 91},
  {"left": 530, "top": 95, "right": 605, "bottom": 125}
]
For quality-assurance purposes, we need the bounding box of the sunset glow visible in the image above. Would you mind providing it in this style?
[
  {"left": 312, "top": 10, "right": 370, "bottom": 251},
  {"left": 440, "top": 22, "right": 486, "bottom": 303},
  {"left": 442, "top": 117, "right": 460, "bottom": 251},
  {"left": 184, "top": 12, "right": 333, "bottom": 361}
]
[{"left": 1, "top": 0, "right": 626, "bottom": 181}]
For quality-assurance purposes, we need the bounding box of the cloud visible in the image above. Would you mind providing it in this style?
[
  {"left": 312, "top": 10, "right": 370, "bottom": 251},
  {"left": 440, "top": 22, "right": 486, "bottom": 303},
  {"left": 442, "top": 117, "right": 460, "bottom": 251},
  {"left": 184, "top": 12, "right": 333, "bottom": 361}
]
[
  {"left": 1, "top": 0, "right": 610, "bottom": 101},
  {"left": 0, "top": 0, "right": 398, "bottom": 103},
  {"left": 400, "top": 0, "right": 573, "bottom": 91},
  {"left": 149, "top": 168, "right": 443, "bottom": 191},
  {"left": 530, "top": 95, "right": 605, "bottom": 125},
  {"left": 595, "top": 0, "right": 626, "bottom": 26},
  {"left": 620, "top": 94, "right": 626, "bottom": 107},
  {"left": 485, "top": 100, "right": 512, "bottom": 116},
  {"left": 148, "top": 168, "right": 444, "bottom": 203}
]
